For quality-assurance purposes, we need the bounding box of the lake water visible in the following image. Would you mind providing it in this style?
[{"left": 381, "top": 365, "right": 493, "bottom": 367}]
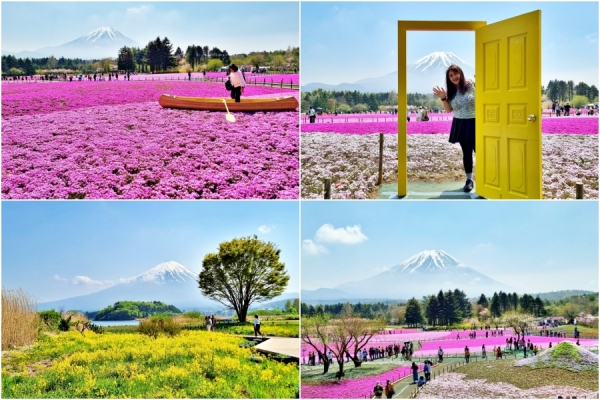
[{"left": 92, "top": 320, "right": 140, "bottom": 327}]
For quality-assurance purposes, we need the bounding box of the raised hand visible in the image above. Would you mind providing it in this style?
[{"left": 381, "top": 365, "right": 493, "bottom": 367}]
[{"left": 433, "top": 86, "right": 446, "bottom": 100}]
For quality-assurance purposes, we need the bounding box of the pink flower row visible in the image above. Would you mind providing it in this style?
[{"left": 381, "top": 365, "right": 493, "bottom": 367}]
[
  {"left": 300, "top": 117, "right": 599, "bottom": 135},
  {"left": 302, "top": 365, "right": 422, "bottom": 399},
  {"left": 2, "top": 80, "right": 296, "bottom": 118}
]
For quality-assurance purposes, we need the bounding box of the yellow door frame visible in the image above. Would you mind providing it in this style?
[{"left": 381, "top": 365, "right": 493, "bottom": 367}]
[{"left": 397, "top": 21, "right": 486, "bottom": 197}]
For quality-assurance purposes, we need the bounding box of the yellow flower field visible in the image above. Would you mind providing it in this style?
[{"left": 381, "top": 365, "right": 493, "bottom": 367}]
[{"left": 2, "top": 330, "right": 298, "bottom": 398}]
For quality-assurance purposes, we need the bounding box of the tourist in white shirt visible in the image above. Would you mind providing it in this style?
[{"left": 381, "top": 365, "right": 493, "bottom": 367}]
[{"left": 229, "top": 64, "right": 246, "bottom": 103}]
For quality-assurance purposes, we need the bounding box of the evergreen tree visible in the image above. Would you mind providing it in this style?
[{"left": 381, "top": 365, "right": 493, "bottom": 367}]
[{"left": 404, "top": 298, "right": 423, "bottom": 327}]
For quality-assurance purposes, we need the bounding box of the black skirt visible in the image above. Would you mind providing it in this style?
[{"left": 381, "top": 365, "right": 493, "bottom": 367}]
[{"left": 449, "top": 118, "right": 475, "bottom": 144}]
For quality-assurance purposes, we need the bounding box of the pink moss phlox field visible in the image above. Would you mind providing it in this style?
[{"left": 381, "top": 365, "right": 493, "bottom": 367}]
[
  {"left": 302, "top": 365, "right": 423, "bottom": 399},
  {"left": 2, "top": 100, "right": 298, "bottom": 199},
  {"left": 301, "top": 117, "right": 599, "bottom": 135},
  {"left": 416, "top": 338, "right": 599, "bottom": 357},
  {"left": 2, "top": 80, "right": 296, "bottom": 118}
]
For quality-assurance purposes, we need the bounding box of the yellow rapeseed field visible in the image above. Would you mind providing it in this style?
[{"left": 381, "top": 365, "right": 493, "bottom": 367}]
[{"left": 2, "top": 330, "right": 298, "bottom": 398}]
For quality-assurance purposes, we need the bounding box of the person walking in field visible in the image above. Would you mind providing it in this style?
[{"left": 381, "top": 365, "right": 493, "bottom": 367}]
[
  {"left": 384, "top": 380, "right": 395, "bottom": 399},
  {"left": 433, "top": 64, "right": 476, "bottom": 193},
  {"left": 373, "top": 381, "right": 384, "bottom": 399},
  {"left": 411, "top": 362, "right": 419, "bottom": 383},
  {"left": 464, "top": 346, "right": 470, "bottom": 363},
  {"left": 437, "top": 346, "right": 444, "bottom": 363},
  {"left": 253, "top": 314, "right": 263, "bottom": 337}
]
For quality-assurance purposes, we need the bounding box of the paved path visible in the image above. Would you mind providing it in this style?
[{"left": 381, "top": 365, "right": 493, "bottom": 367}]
[
  {"left": 378, "top": 182, "right": 483, "bottom": 199},
  {"left": 255, "top": 337, "right": 299, "bottom": 359}
]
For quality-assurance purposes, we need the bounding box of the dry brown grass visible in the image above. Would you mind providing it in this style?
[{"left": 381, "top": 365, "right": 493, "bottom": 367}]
[{"left": 2, "top": 288, "right": 39, "bottom": 350}]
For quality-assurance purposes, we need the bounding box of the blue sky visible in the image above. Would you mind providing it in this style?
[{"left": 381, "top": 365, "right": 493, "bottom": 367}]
[
  {"left": 2, "top": 201, "right": 299, "bottom": 302},
  {"left": 302, "top": 2, "right": 599, "bottom": 86},
  {"left": 2, "top": 2, "right": 299, "bottom": 54},
  {"left": 301, "top": 201, "right": 598, "bottom": 294}
]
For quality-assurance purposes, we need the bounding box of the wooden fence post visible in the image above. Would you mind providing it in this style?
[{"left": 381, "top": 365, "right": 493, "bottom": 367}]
[
  {"left": 324, "top": 179, "right": 332, "bottom": 199},
  {"left": 377, "top": 133, "right": 384, "bottom": 185},
  {"left": 576, "top": 182, "right": 584, "bottom": 199}
]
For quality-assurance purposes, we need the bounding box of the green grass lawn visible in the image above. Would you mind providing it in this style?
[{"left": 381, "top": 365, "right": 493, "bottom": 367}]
[
  {"left": 453, "top": 359, "right": 598, "bottom": 391},
  {"left": 302, "top": 360, "right": 404, "bottom": 385}
]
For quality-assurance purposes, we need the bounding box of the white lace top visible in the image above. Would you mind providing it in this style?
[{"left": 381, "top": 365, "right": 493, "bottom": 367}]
[{"left": 449, "top": 81, "right": 475, "bottom": 119}]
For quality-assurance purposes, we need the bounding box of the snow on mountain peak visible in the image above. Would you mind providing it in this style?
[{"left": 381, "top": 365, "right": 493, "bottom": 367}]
[
  {"left": 136, "top": 261, "right": 197, "bottom": 283},
  {"left": 408, "top": 51, "right": 471, "bottom": 72},
  {"left": 83, "top": 27, "right": 124, "bottom": 43},
  {"left": 394, "top": 250, "right": 465, "bottom": 273}
]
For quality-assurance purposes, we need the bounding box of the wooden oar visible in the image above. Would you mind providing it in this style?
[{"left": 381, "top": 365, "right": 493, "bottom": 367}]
[{"left": 221, "top": 98, "right": 236, "bottom": 122}]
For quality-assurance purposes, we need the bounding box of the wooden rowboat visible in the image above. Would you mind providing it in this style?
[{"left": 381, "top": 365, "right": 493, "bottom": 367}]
[{"left": 158, "top": 94, "right": 298, "bottom": 112}]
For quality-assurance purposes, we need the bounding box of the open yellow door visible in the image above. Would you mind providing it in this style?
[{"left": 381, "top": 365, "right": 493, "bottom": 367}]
[{"left": 475, "top": 10, "right": 542, "bottom": 199}]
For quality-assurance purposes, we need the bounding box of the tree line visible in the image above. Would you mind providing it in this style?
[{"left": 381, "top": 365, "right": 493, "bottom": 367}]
[
  {"left": 301, "top": 78, "right": 599, "bottom": 115},
  {"left": 301, "top": 301, "right": 396, "bottom": 319},
  {"left": 301, "top": 89, "right": 399, "bottom": 114},
  {"left": 545, "top": 79, "right": 598, "bottom": 105},
  {"left": 2, "top": 43, "right": 299, "bottom": 76}
]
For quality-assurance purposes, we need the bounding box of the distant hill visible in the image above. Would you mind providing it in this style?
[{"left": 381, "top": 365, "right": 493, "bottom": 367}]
[
  {"left": 534, "top": 290, "right": 597, "bottom": 302},
  {"left": 94, "top": 301, "right": 181, "bottom": 321}
]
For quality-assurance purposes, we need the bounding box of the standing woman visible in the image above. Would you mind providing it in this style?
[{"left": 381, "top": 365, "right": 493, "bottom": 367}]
[
  {"left": 229, "top": 64, "right": 246, "bottom": 103},
  {"left": 433, "top": 64, "right": 476, "bottom": 192}
]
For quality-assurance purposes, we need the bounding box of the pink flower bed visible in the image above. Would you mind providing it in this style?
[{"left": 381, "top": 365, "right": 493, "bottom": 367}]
[
  {"left": 302, "top": 365, "right": 422, "bottom": 399},
  {"left": 1, "top": 80, "right": 294, "bottom": 118},
  {"left": 302, "top": 331, "right": 452, "bottom": 358},
  {"left": 416, "top": 338, "right": 598, "bottom": 356},
  {"left": 301, "top": 117, "right": 598, "bottom": 135},
  {"left": 2, "top": 82, "right": 299, "bottom": 199}
]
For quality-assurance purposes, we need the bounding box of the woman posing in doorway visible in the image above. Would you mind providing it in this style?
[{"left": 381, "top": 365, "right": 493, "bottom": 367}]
[{"left": 433, "top": 64, "right": 475, "bottom": 192}]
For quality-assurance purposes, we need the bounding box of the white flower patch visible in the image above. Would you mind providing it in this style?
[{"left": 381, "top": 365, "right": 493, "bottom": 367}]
[
  {"left": 301, "top": 133, "right": 598, "bottom": 199},
  {"left": 416, "top": 372, "right": 599, "bottom": 399}
]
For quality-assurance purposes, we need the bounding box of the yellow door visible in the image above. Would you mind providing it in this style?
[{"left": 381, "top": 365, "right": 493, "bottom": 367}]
[{"left": 475, "top": 10, "right": 542, "bottom": 199}]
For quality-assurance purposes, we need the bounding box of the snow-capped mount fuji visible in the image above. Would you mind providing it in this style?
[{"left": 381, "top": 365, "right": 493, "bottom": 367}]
[
  {"left": 4, "top": 27, "right": 140, "bottom": 60},
  {"left": 407, "top": 51, "right": 474, "bottom": 93},
  {"left": 302, "top": 250, "right": 512, "bottom": 303},
  {"left": 408, "top": 51, "right": 470, "bottom": 73},
  {"left": 301, "top": 51, "right": 474, "bottom": 94},
  {"left": 72, "top": 27, "right": 130, "bottom": 44},
  {"left": 135, "top": 261, "right": 197, "bottom": 283},
  {"left": 38, "top": 261, "right": 220, "bottom": 313}
]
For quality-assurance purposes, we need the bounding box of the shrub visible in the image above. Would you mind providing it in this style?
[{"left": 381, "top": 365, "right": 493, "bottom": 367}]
[
  {"left": 58, "top": 315, "right": 72, "bottom": 332},
  {"left": 39, "top": 309, "right": 61, "bottom": 327},
  {"left": 183, "top": 311, "right": 202, "bottom": 319},
  {"left": 1, "top": 288, "right": 39, "bottom": 350},
  {"left": 138, "top": 316, "right": 181, "bottom": 339}
]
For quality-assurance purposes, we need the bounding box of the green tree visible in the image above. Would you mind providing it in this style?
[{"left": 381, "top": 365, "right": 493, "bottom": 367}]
[
  {"left": 198, "top": 235, "right": 289, "bottom": 323},
  {"left": 206, "top": 58, "right": 224, "bottom": 71},
  {"left": 571, "top": 95, "right": 589, "bottom": 109},
  {"left": 477, "top": 294, "right": 489, "bottom": 309},
  {"left": 117, "top": 46, "right": 135, "bottom": 72},
  {"left": 404, "top": 298, "right": 423, "bottom": 327}
]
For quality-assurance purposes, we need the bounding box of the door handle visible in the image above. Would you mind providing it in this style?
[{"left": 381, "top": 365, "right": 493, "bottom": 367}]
[{"left": 527, "top": 114, "right": 536, "bottom": 122}]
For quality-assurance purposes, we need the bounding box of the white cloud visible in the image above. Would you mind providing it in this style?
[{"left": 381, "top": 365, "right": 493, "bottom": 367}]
[
  {"left": 126, "top": 5, "right": 153, "bottom": 15},
  {"left": 72, "top": 276, "right": 107, "bottom": 286},
  {"left": 315, "top": 224, "right": 368, "bottom": 244},
  {"left": 302, "top": 239, "right": 328, "bottom": 255},
  {"left": 53, "top": 274, "right": 68, "bottom": 282},
  {"left": 258, "top": 225, "right": 272, "bottom": 234}
]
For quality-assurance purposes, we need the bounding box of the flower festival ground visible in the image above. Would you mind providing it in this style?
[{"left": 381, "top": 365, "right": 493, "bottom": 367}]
[
  {"left": 300, "top": 114, "right": 598, "bottom": 199},
  {"left": 2, "top": 80, "right": 299, "bottom": 199},
  {"left": 301, "top": 330, "right": 599, "bottom": 399}
]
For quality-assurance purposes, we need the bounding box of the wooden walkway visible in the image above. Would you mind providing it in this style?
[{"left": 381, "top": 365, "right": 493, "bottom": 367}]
[{"left": 254, "top": 337, "right": 299, "bottom": 359}]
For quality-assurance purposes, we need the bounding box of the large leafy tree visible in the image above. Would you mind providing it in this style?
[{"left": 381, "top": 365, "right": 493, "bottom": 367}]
[
  {"left": 198, "top": 235, "right": 289, "bottom": 323},
  {"left": 404, "top": 297, "right": 423, "bottom": 327}
]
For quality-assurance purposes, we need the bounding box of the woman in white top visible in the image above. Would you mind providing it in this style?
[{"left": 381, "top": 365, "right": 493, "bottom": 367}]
[
  {"left": 253, "top": 314, "right": 263, "bottom": 337},
  {"left": 229, "top": 64, "right": 246, "bottom": 103},
  {"left": 433, "top": 64, "right": 476, "bottom": 193}
]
